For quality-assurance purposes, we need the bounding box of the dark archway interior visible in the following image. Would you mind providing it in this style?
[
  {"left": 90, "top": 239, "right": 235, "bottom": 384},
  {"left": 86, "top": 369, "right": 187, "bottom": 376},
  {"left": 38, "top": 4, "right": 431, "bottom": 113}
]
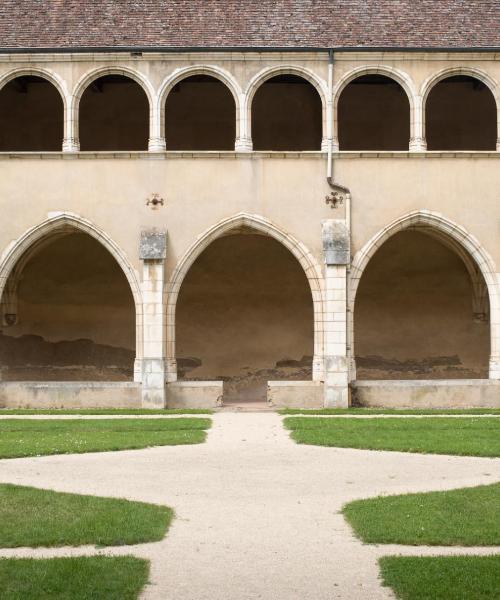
[
  {"left": 79, "top": 75, "right": 149, "bottom": 151},
  {"left": 252, "top": 75, "right": 322, "bottom": 150},
  {"left": 426, "top": 75, "right": 497, "bottom": 150},
  {"left": 176, "top": 233, "right": 314, "bottom": 402},
  {"left": 0, "top": 76, "right": 63, "bottom": 151},
  {"left": 165, "top": 75, "right": 236, "bottom": 150},
  {"left": 338, "top": 75, "right": 410, "bottom": 150},
  {"left": 354, "top": 230, "right": 489, "bottom": 380},
  {"left": 0, "top": 232, "right": 135, "bottom": 380}
]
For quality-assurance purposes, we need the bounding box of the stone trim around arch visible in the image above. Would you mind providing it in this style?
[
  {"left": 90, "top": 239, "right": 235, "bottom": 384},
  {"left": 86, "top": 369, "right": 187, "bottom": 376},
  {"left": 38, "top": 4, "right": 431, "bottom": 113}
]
[
  {"left": 156, "top": 65, "right": 244, "bottom": 151},
  {"left": 68, "top": 66, "right": 156, "bottom": 152},
  {"left": 332, "top": 65, "right": 419, "bottom": 151},
  {"left": 348, "top": 209, "right": 500, "bottom": 381},
  {"left": 165, "top": 212, "right": 326, "bottom": 383},
  {"left": 243, "top": 65, "right": 329, "bottom": 151},
  {"left": 0, "top": 212, "right": 144, "bottom": 377},
  {"left": 0, "top": 67, "right": 69, "bottom": 151},
  {"left": 420, "top": 66, "right": 500, "bottom": 151}
]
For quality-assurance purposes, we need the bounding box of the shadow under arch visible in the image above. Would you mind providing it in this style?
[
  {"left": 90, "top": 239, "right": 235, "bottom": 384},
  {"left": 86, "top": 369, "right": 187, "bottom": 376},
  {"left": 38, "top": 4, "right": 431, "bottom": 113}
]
[
  {"left": 0, "top": 67, "right": 68, "bottom": 151},
  {"left": 71, "top": 66, "right": 155, "bottom": 149},
  {"left": 348, "top": 210, "right": 498, "bottom": 381},
  {"left": 420, "top": 66, "right": 499, "bottom": 151},
  {"left": 166, "top": 213, "right": 326, "bottom": 383},
  {"left": 333, "top": 65, "right": 417, "bottom": 149},
  {"left": 157, "top": 65, "right": 242, "bottom": 146},
  {"left": 0, "top": 213, "right": 143, "bottom": 373},
  {"left": 244, "top": 65, "right": 328, "bottom": 149}
]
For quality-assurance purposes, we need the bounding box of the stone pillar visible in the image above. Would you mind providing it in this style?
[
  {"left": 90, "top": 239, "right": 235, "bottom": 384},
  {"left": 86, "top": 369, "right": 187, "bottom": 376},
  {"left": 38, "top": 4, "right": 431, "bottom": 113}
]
[
  {"left": 490, "top": 276, "right": 500, "bottom": 379},
  {"left": 62, "top": 104, "right": 79, "bottom": 152},
  {"left": 140, "top": 231, "right": 167, "bottom": 407},
  {"left": 235, "top": 93, "right": 253, "bottom": 151},
  {"left": 409, "top": 96, "right": 427, "bottom": 151},
  {"left": 322, "top": 219, "right": 349, "bottom": 407}
]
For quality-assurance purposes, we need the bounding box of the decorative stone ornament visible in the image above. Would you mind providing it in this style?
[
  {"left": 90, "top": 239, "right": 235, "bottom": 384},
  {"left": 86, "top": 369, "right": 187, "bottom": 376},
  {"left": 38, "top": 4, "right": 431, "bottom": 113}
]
[
  {"left": 139, "top": 230, "right": 167, "bottom": 260},
  {"left": 322, "top": 220, "right": 350, "bottom": 265},
  {"left": 146, "top": 193, "right": 165, "bottom": 209}
]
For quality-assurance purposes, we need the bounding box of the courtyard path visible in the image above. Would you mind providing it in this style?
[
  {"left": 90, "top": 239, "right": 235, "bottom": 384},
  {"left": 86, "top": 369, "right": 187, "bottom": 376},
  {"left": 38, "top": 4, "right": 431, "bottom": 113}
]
[{"left": 0, "top": 412, "right": 499, "bottom": 599}]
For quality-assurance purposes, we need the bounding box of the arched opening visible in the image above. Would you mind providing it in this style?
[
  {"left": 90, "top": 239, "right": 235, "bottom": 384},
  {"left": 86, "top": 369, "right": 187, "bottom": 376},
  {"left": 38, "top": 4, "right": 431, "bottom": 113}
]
[
  {"left": 0, "top": 75, "right": 63, "bottom": 151},
  {"left": 164, "top": 75, "right": 236, "bottom": 150},
  {"left": 338, "top": 75, "right": 410, "bottom": 150},
  {"left": 425, "top": 75, "right": 497, "bottom": 150},
  {"left": 79, "top": 75, "right": 149, "bottom": 151},
  {"left": 176, "top": 232, "right": 314, "bottom": 403},
  {"left": 354, "top": 230, "right": 490, "bottom": 380},
  {"left": 252, "top": 75, "right": 322, "bottom": 150},
  {"left": 0, "top": 232, "right": 136, "bottom": 380}
]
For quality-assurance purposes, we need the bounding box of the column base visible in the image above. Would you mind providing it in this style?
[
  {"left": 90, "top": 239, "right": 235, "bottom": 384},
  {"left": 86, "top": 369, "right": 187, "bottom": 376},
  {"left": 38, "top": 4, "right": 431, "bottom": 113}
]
[
  {"left": 235, "top": 137, "right": 253, "bottom": 152},
  {"left": 324, "top": 385, "right": 349, "bottom": 408},
  {"left": 62, "top": 138, "right": 80, "bottom": 152},
  {"left": 148, "top": 137, "right": 167, "bottom": 152},
  {"left": 324, "top": 355, "right": 349, "bottom": 407},
  {"left": 141, "top": 358, "right": 166, "bottom": 408},
  {"left": 409, "top": 137, "right": 427, "bottom": 152},
  {"left": 133, "top": 359, "right": 142, "bottom": 383},
  {"left": 489, "top": 357, "right": 500, "bottom": 380}
]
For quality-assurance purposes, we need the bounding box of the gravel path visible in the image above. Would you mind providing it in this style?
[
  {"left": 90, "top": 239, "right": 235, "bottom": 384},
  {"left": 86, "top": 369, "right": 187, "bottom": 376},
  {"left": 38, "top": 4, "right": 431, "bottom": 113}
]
[{"left": 0, "top": 412, "right": 499, "bottom": 600}]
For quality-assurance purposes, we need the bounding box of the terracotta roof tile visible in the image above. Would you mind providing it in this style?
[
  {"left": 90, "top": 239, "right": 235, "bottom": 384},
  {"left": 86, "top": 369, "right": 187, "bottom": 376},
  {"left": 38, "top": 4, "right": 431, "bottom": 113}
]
[{"left": 0, "top": 0, "right": 498, "bottom": 50}]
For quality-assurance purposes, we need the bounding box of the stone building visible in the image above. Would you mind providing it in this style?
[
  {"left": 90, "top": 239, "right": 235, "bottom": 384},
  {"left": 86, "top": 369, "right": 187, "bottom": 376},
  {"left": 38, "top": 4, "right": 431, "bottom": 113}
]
[{"left": 0, "top": 0, "right": 498, "bottom": 409}]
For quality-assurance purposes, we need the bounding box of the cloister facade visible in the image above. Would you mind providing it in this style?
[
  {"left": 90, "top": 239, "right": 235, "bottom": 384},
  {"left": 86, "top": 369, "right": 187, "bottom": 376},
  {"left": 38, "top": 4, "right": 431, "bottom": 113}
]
[{"left": 0, "top": 49, "right": 499, "bottom": 408}]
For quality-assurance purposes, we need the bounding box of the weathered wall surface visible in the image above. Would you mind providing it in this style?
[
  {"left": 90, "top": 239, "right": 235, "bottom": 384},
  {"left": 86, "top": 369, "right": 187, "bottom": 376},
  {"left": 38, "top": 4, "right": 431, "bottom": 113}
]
[
  {"left": 354, "top": 231, "right": 490, "bottom": 379},
  {"left": 0, "top": 233, "right": 135, "bottom": 380},
  {"left": 176, "top": 234, "right": 314, "bottom": 402},
  {"left": 0, "top": 50, "right": 497, "bottom": 405}
]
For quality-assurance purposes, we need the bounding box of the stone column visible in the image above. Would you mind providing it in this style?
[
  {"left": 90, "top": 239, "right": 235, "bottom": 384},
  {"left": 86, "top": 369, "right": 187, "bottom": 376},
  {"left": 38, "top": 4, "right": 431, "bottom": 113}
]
[
  {"left": 322, "top": 220, "right": 349, "bottom": 407},
  {"left": 409, "top": 96, "right": 427, "bottom": 151},
  {"left": 140, "top": 231, "right": 167, "bottom": 407},
  {"left": 235, "top": 93, "right": 253, "bottom": 151},
  {"left": 490, "top": 273, "right": 500, "bottom": 379},
  {"left": 62, "top": 99, "right": 80, "bottom": 152},
  {"left": 148, "top": 97, "right": 166, "bottom": 152}
]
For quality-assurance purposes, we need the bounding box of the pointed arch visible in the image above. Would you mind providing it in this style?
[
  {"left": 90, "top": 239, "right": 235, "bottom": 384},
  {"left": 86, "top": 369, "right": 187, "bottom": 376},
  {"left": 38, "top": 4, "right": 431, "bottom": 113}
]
[
  {"left": 348, "top": 210, "right": 499, "bottom": 380},
  {"left": 166, "top": 213, "right": 325, "bottom": 382},
  {"left": 0, "top": 212, "right": 143, "bottom": 368}
]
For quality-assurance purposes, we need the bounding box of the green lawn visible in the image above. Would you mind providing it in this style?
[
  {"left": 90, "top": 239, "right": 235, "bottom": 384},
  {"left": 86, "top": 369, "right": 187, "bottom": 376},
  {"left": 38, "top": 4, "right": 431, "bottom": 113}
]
[
  {"left": 0, "top": 483, "right": 173, "bottom": 547},
  {"left": 343, "top": 483, "right": 500, "bottom": 546},
  {"left": 379, "top": 555, "right": 500, "bottom": 600},
  {"left": 0, "top": 417, "right": 211, "bottom": 458},
  {"left": 0, "top": 556, "right": 149, "bottom": 600},
  {"left": 283, "top": 416, "right": 500, "bottom": 456},
  {"left": 0, "top": 408, "right": 212, "bottom": 415},
  {"left": 280, "top": 408, "right": 500, "bottom": 415}
]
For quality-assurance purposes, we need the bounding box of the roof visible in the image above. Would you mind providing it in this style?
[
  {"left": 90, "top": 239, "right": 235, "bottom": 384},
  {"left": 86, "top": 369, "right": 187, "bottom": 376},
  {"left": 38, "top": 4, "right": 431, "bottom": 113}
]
[{"left": 0, "top": 0, "right": 499, "bottom": 52}]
